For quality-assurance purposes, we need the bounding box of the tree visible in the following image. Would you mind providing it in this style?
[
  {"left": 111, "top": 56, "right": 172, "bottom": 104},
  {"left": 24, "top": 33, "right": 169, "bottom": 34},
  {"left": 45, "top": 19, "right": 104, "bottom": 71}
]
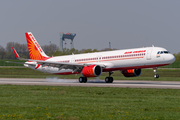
[
  {"left": 0, "top": 45, "right": 5, "bottom": 59},
  {"left": 42, "top": 44, "right": 59, "bottom": 56},
  {"left": 100, "top": 48, "right": 111, "bottom": 51},
  {"left": 174, "top": 53, "right": 180, "bottom": 61},
  {"left": 6, "top": 42, "right": 14, "bottom": 52}
]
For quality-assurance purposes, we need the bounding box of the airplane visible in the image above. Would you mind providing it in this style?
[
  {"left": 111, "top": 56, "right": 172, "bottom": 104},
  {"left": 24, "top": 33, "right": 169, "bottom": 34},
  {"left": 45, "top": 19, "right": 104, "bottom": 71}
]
[{"left": 11, "top": 32, "right": 175, "bottom": 83}]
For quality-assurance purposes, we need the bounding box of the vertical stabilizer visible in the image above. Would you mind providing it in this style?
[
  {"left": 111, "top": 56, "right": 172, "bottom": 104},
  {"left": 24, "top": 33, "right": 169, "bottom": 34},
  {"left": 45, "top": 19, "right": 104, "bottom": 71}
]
[{"left": 25, "top": 32, "right": 49, "bottom": 60}]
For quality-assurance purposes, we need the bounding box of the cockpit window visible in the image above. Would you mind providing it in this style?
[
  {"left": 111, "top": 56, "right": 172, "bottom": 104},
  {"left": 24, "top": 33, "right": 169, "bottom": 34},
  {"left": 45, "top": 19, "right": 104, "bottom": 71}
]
[
  {"left": 157, "top": 51, "right": 170, "bottom": 54},
  {"left": 164, "top": 51, "right": 169, "bottom": 54}
]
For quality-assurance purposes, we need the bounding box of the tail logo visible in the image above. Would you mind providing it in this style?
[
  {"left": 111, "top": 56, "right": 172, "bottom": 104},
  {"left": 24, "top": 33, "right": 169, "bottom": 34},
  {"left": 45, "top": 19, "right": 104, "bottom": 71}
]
[
  {"left": 26, "top": 32, "right": 49, "bottom": 60},
  {"left": 28, "top": 34, "right": 43, "bottom": 53}
]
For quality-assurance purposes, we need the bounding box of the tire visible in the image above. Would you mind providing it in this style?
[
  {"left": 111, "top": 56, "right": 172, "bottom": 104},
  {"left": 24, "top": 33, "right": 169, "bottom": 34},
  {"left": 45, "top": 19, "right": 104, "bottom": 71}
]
[
  {"left": 109, "top": 77, "right": 114, "bottom": 83},
  {"left": 156, "top": 74, "right": 159, "bottom": 78},
  {"left": 84, "top": 77, "right": 87, "bottom": 83},
  {"left": 154, "top": 74, "right": 159, "bottom": 78},
  {"left": 79, "top": 77, "right": 83, "bottom": 83},
  {"left": 105, "top": 77, "right": 109, "bottom": 83}
]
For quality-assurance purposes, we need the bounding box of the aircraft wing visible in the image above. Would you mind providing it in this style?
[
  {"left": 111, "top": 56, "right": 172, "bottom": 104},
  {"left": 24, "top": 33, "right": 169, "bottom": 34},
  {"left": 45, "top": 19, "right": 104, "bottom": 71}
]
[
  {"left": 30, "top": 60, "right": 89, "bottom": 73},
  {"left": 29, "top": 59, "right": 106, "bottom": 73}
]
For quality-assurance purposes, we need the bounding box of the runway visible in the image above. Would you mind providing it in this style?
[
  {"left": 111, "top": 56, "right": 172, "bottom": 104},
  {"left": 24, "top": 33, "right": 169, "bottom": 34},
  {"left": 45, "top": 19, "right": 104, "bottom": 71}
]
[{"left": 0, "top": 78, "right": 180, "bottom": 89}]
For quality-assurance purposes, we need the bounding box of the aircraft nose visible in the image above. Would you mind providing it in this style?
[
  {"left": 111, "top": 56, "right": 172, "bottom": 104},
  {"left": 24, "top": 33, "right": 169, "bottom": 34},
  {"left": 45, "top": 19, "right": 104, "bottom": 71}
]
[{"left": 168, "top": 54, "right": 176, "bottom": 63}]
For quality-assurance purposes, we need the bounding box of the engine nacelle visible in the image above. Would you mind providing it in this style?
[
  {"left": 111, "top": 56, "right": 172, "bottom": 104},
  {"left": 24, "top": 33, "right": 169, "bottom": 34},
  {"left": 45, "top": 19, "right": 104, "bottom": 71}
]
[
  {"left": 122, "top": 69, "right": 141, "bottom": 77},
  {"left": 82, "top": 65, "right": 102, "bottom": 77}
]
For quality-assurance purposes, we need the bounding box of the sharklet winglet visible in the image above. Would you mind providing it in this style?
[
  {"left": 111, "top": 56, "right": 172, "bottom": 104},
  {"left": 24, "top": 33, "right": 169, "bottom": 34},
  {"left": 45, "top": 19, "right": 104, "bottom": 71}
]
[{"left": 12, "top": 47, "right": 20, "bottom": 58}]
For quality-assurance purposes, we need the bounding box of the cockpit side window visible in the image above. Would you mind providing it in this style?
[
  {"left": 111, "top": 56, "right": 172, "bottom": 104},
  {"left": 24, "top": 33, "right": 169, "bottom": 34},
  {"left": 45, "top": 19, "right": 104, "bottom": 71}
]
[
  {"left": 157, "top": 51, "right": 170, "bottom": 54},
  {"left": 164, "top": 51, "right": 169, "bottom": 54}
]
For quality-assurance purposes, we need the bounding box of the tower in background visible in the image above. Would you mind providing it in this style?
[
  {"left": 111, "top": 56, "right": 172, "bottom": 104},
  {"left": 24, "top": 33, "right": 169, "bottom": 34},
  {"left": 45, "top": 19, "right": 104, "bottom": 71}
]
[{"left": 59, "top": 32, "right": 76, "bottom": 51}]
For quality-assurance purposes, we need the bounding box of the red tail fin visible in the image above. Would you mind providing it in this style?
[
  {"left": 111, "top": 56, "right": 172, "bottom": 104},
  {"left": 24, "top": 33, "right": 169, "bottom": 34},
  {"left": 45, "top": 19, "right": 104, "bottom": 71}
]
[{"left": 25, "top": 32, "right": 49, "bottom": 60}]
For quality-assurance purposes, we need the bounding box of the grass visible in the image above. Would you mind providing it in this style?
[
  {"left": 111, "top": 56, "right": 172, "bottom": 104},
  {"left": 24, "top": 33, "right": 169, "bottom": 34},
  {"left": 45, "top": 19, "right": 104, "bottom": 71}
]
[
  {"left": 0, "top": 67, "right": 180, "bottom": 81},
  {"left": 0, "top": 85, "right": 180, "bottom": 119},
  {"left": 0, "top": 60, "right": 25, "bottom": 66},
  {"left": 0, "top": 62, "right": 180, "bottom": 119},
  {"left": 160, "top": 61, "right": 180, "bottom": 68}
]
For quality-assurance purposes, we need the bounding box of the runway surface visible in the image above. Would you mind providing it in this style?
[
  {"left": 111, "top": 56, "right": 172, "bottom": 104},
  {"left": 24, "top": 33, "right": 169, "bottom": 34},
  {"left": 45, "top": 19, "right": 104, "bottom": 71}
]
[{"left": 0, "top": 78, "right": 180, "bottom": 89}]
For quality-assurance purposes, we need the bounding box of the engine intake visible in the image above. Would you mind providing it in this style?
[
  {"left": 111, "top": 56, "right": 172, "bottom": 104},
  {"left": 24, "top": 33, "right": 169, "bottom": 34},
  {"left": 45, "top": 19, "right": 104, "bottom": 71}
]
[
  {"left": 82, "top": 65, "right": 102, "bottom": 77},
  {"left": 122, "top": 69, "right": 141, "bottom": 77}
]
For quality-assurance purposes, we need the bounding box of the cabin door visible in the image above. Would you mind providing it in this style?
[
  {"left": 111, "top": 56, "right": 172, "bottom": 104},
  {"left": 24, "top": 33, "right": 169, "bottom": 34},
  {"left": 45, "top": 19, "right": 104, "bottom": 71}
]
[{"left": 147, "top": 49, "right": 152, "bottom": 60}]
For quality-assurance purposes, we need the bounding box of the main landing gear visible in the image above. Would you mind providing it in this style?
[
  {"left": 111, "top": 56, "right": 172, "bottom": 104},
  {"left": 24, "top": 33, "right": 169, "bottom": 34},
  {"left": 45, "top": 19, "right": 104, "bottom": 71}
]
[
  {"left": 78, "top": 71, "right": 114, "bottom": 83},
  {"left": 153, "top": 67, "right": 159, "bottom": 78},
  {"left": 105, "top": 72, "right": 114, "bottom": 83},
  {"left": 79, "top": 77, "right": 87, "bottom": 83}
]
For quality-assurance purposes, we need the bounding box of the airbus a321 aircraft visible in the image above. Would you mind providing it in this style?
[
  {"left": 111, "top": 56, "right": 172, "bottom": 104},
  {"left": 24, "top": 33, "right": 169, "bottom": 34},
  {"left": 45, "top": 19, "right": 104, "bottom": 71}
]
[{"left": 12, "top": 32, "right": 175, "bottom": 83}]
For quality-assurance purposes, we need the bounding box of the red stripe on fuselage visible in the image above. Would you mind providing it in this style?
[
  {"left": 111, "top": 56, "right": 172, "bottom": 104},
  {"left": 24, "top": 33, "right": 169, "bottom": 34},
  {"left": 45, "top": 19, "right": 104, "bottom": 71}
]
[{"left": 77, "top": 56, "right": 145, "bottom": 64}]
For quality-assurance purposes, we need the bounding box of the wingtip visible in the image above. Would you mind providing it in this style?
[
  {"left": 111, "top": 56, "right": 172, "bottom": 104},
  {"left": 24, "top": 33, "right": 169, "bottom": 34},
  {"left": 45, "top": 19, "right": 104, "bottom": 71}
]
[{"left": 12, "top": 47, "right": 20, "bottom": 58}]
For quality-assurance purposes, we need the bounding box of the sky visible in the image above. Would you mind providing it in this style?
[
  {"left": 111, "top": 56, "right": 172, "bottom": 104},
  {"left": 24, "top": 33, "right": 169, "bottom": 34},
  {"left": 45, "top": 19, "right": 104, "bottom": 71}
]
[{"left": 0, "top": 0, "right": 180, "bottom": 54}]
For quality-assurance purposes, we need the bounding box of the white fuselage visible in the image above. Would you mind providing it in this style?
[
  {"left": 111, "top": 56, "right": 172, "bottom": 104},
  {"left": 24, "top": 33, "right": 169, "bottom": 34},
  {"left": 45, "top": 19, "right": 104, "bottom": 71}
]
[{"left": 24, "top": 47, "right": 175, "bottom": 75}]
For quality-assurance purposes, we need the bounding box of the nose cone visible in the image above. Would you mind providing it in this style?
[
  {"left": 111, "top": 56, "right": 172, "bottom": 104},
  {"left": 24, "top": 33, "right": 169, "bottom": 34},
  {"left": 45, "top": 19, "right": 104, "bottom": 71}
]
[{"left": 168, "top": 54, "right": 176, "bottom": 63}]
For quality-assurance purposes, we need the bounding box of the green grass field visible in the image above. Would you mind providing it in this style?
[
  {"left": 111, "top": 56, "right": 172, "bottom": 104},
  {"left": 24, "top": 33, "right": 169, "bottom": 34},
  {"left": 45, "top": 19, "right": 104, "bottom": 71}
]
[
  {"left": 0, "top": 67, "right": 180, "bottom": 81},
  {"left": 0, "top": 85, "right": 180, "bottom": 119},
  {"left": 0, "top": 62, "right": 180, "bottom": 119},
  {"left": 161, "top": 61, "right": 180, "bottom": 68},
  {"left": 0, "top": 60, "right": 25, "bottom": 66}
]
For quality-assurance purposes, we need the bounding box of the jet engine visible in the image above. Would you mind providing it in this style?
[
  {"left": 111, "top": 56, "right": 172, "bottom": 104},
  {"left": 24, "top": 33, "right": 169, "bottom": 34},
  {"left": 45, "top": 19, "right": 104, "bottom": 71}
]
[
  {"left": 82, "top": 65, "right": 102, "bottom": 77},
  {"left": 122, "top": 69, "right": 141, "bottom": 77}
]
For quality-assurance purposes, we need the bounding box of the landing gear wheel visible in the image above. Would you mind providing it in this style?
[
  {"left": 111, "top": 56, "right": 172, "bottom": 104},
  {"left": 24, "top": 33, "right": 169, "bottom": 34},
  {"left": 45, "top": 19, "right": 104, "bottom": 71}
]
[
  {"left": 153, "top": 67, "right": 159, "bottom": 78},
  {"left": 154, "top": 74, "right": 159, "bottom": 78},
  {"left": 105, "top": 77, "right": 113, "bottom": 83},
  {"left": 105, "top": 72, "right": 114, "bottom": 83},
  {"left": 105, "top": 77, "right": 109, "bottom": 83},
  {"left": 84, "top": 77, "right": 87, "bottom": 83},
  {"left": 79, "top": 77, "right": 87, "bottom": 83},
  {"left": 109, "top": 77, "right": 113, "bottom": 83},
  {"left": 79, "top": 77, "right": 83, "bottom": 83}
]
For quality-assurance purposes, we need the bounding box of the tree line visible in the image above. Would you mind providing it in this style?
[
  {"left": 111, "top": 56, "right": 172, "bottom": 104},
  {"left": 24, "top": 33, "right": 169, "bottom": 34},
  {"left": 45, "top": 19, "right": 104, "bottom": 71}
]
[
  {"left": 0, "top": 42, "right": 114, "bottom": 60},
  {"left": 0, "top": 42, "right": 180, "bottom": 61}
]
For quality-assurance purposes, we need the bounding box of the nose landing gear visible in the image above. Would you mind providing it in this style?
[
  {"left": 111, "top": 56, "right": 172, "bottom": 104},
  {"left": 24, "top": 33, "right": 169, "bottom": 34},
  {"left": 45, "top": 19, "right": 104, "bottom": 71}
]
[{"left": 153, "top": 67, "right": 159, "bottom": 78}]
